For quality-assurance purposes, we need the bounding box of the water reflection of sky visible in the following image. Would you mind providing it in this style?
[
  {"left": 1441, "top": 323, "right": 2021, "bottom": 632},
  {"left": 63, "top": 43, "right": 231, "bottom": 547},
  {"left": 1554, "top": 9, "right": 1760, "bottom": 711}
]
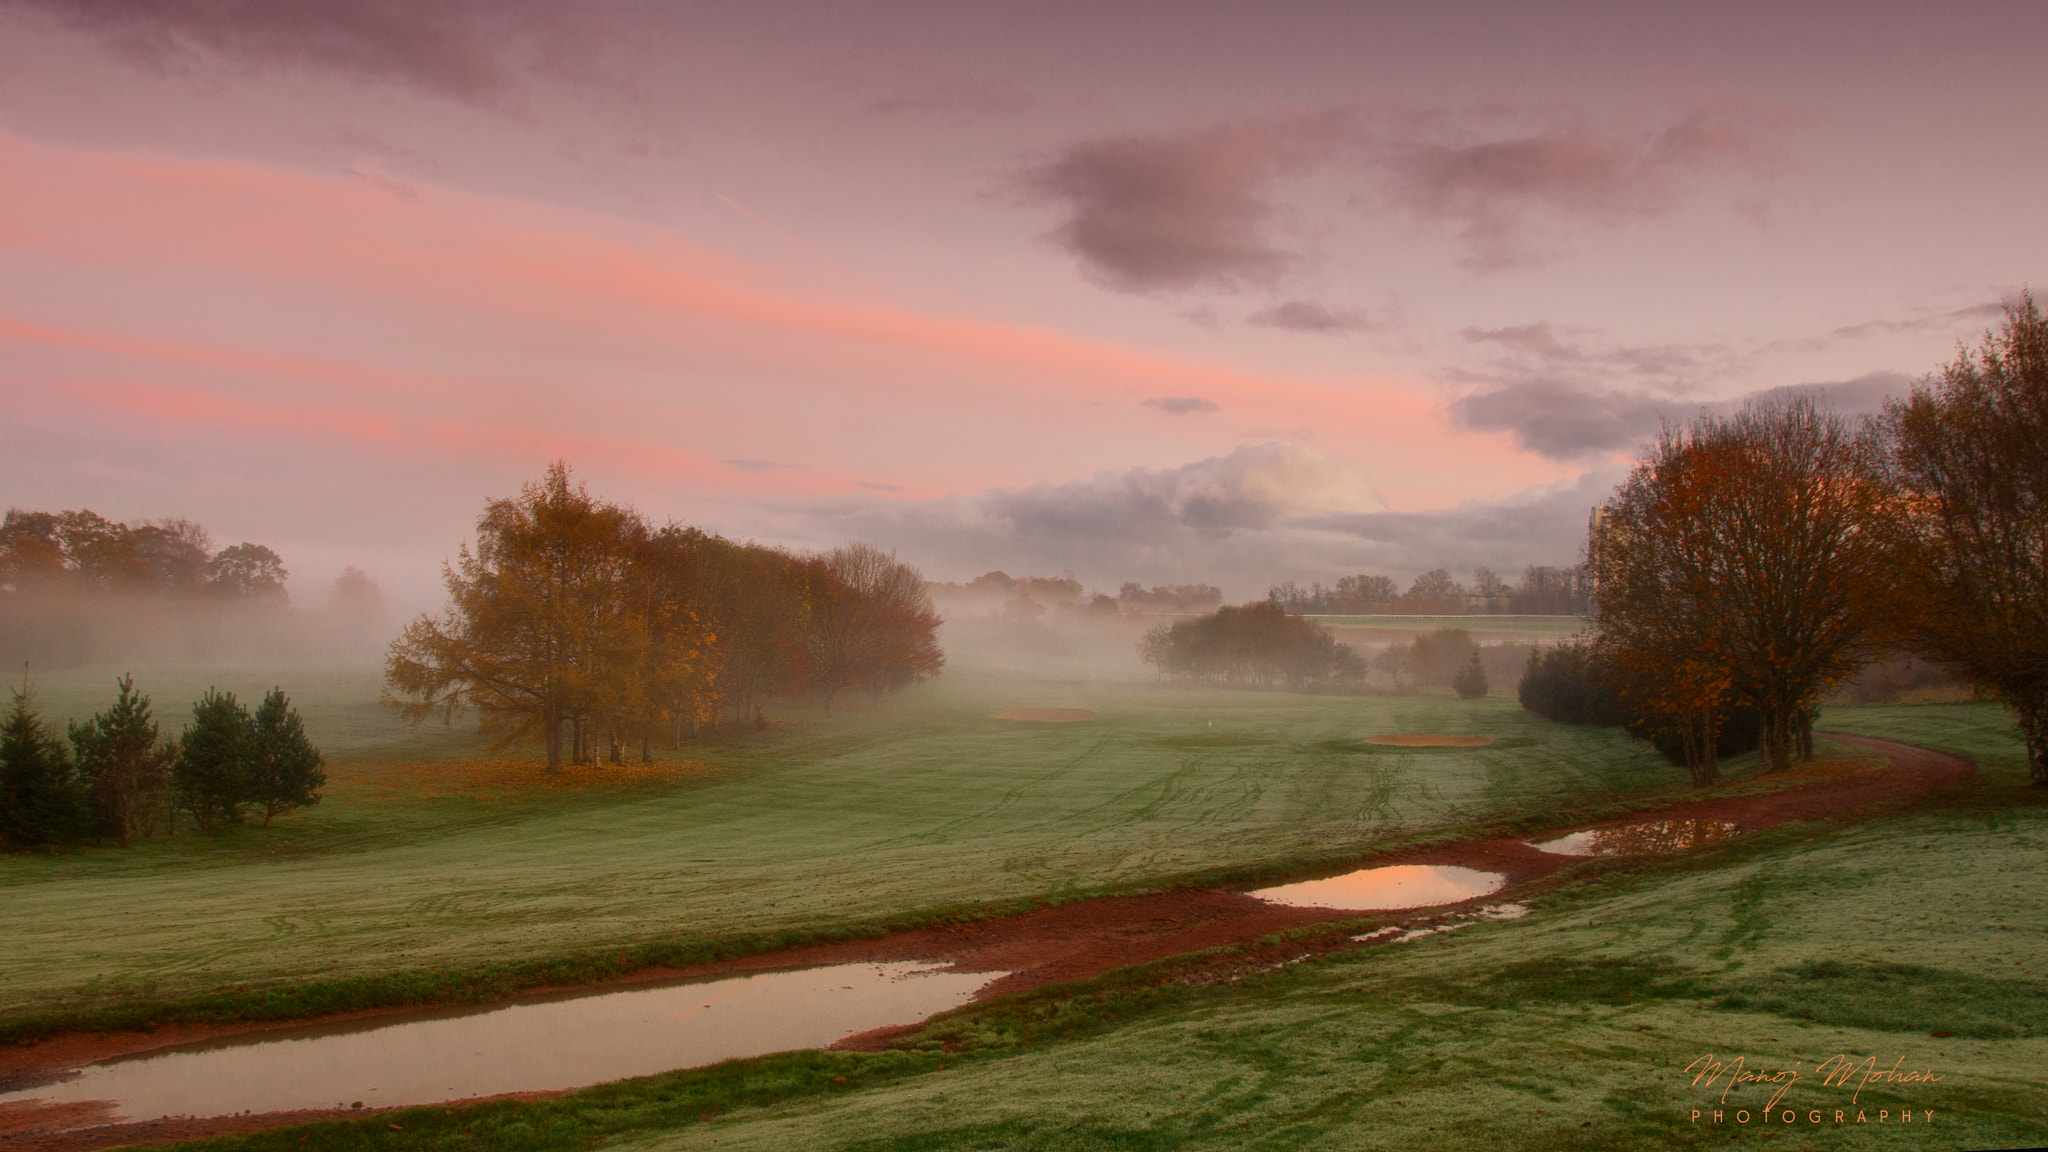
[
  {"left": 1532, "top": 819, "right": 1737, "bottom": 856},
  {"left": 1249, "top": 864, "right": 1505, "bottom": 910},
  {"left": 0, "top": 962, "right": 996, "bottom": 1126}
]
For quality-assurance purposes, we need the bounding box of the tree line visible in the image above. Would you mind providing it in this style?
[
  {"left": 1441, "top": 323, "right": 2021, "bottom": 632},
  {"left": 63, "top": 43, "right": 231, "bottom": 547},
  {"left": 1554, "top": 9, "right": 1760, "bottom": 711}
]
[
  {"left": 1575, "top": 294, "right": 2048, "bottom": 787},
  {"left": 384, "top": 464, "right": 945, "bottom": 773},
  {"left": 1268, "top": 565, "right": 1588, "bottom": 616},
  {"left": 0, "top": 676, "right": 325, "bottom": 849},
  {"left": 0, "top": 508, "right": 390, "bottom": 669}
]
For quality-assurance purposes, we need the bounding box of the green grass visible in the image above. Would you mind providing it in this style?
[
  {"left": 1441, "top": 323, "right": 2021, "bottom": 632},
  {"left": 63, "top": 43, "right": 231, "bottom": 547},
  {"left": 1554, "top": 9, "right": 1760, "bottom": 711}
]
[
  {"left": 168, "top": 753, "right": 2048, "bottom": 1151},
  {"left": 18, "top": 686, "right": 2045, "bottom": 1151},
  {"left": 2, "top": 669, "right": 1696, "bottom": 1029}
]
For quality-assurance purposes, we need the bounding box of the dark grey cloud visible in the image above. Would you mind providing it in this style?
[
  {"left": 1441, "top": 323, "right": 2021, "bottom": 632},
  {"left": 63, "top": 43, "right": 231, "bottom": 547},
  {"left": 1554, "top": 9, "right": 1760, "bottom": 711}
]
[
  {"left": 8, "top": 0, "right": 575, "bottom": 103},
  {"left": 1745, "top": 371, "right": 1913, "bottom": 417},
  {"left": 779, "top": 446, "right": 1611, "bottom": 599},
  {"left": 1297, "top": 467, "right": 1624, "bottom": 579},
  {"left": 784, "top": 443, "right": 1399, "bottom": 597},
  {"left": 1015, "top": 105, "right": 1775, "bottom": 292},
  {"left": 1247, "top": 300, "right": 1389, "bottom": 334},
  {"left": 1383, "top": 109, "right": 1771, "bottom": 268},
  {"left": 1141, "top": 395, "right": 1220, "bottom": 416},
  {"left": 1451, "top": 369, "right": 1918, "bottom": 460},
  {"left": 1449, "top": 382, "right": 1672, "bottom": 458},
  {"left": 1014, "top": 122, "right": 1319, "bottom": 293}
]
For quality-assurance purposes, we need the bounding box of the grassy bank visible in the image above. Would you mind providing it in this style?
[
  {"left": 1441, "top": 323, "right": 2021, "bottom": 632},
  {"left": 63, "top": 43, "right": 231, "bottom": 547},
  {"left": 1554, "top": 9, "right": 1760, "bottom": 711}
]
[
  {"left": 152, "top": 701, "right": 2047, "bottom": 1151},
  {"left": 3, "top": 669, "right": 1697, "bottom": 1026}
]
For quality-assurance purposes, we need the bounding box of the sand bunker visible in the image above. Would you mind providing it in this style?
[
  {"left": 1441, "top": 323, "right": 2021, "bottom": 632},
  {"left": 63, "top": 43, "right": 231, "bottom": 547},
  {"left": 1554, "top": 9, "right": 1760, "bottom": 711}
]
[
  {"left": 1366, "top": 734, "right": 1492, "bottom": 747},
  {"left": 992, "top": 708, "right": 1096, "bottom": 723}
]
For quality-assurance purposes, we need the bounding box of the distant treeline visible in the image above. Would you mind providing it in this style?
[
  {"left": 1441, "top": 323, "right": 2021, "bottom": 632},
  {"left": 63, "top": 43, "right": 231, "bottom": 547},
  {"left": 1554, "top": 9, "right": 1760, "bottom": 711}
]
[
  {"left": 0, "top": 676, "right": 325, "bottom": 850},
  {"left": 926, "top": 571, "right": 1223, "bottom": 616},
  {"left": 1268, "top": 565, "right": 1589, "bottom": 616},
  {"left": 0, "top": 508, "right": 388, "bottom": 668},
  {"left": 386, "top": 464, "right": 945, "bottom": 772}
]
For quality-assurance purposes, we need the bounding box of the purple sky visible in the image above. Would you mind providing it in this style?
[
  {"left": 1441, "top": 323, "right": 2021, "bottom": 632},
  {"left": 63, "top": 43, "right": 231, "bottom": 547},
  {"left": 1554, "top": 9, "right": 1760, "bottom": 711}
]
[{"left": 1, "top": 0, "right": 2040, "bottom": 610}]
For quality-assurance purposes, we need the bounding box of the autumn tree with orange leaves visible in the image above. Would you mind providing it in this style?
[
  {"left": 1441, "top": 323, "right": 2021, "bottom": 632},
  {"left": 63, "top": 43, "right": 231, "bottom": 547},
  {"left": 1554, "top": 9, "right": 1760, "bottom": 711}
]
[
  {"left": 386, "top": 463, "right": 944, "bottom": 769},
  {"left": 1593, "top": 397, "right": 1899, "bottom": 780},
  {"left": 1883, "top": 293, "right": 2048, "bottom": 784}
]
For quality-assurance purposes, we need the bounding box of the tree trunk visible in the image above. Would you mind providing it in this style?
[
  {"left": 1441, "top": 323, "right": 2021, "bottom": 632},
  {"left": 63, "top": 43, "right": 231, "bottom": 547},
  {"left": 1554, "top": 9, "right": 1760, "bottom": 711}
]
[
  {"left": 2014, "top": 696, "right": 2048, "bottom": 785},
  {"left": 1694, "top": 710, "right": 1720, "bottom": 787},
  {"left": 1795, "top": 709, "right": 1815, "bottom": 762},
  {"left": 545, "top": 706, "right": 564, "bottom": 774},
  {"left": 1760, "top": 706, "right": 1792, "bottom": 772},
  {"left": 640, "top": 735, "right": 651, "bottom": 765}
]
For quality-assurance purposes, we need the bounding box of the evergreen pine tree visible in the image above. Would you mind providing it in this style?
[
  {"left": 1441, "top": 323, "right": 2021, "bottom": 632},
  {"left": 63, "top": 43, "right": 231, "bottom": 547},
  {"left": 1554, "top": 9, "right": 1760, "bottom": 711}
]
[
  {"left": 249, "top": 688, "right": 325, "bottom": 827},
  {"left": 0, "top": 684, "right": 91, "bottom": 847},
  {"left": 1452, "top": 650, "right": 1489, "bottom": 699},
  {"left": 174, "top": 689, "right": 253, "bottom": 834},
  {"left": 70, "top": 675, "right": 174, "bottom": 845}
]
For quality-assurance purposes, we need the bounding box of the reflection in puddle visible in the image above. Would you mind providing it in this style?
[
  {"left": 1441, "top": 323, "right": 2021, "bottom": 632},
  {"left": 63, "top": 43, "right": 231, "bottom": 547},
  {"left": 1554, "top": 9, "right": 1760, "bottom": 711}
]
[
  {"left": 1531, "top": 819, "right": 1737, "bottom": 856},
  {"left": 1249, "top": 864, "right": 1505, "bottom": 910},
  {"left": 0, "top": 962, "right": 995, "bottom": 1127}
]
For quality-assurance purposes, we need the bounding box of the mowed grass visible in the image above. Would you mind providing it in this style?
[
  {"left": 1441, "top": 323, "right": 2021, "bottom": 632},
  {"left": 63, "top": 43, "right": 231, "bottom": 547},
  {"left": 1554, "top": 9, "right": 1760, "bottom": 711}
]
[
  {"left": 180, "top": 700, "right": 2048, "bottom": 1152},
  {"left": 0, "top": 667, "right": 1691, "bottom": 1024}
]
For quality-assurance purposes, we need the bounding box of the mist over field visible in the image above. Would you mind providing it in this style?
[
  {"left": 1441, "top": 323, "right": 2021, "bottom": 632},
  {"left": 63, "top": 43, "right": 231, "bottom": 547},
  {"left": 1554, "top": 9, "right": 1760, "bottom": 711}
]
[{"left": 3, "top": 3, "right": 2046, "bottom": 1150}]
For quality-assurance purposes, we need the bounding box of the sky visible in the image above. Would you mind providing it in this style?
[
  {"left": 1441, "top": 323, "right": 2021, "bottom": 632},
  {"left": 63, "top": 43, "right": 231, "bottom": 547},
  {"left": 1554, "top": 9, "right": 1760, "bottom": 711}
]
[{"left": 1, "top": 0, "right": 2041, "bottom": 611}]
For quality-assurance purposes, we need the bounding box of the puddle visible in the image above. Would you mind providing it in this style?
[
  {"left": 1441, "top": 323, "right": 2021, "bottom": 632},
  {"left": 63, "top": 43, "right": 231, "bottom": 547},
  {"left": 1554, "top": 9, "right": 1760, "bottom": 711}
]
[
  {"left": 1248, "top": 864, "right": 1505, "bottom": 911},
  {"left": 1531, "top": 819, "right": 1738, "bottom": 856},
  {"left": 0, "top": 962, "right": 995, "bottom": 1127}
]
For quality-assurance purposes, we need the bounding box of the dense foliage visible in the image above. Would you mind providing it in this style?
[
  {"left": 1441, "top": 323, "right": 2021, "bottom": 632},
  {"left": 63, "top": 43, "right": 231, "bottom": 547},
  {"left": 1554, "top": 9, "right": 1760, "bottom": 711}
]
[
  {"left": 1883, "top": 293, "right": 2048, "bottom": 783},
  {"left": 1138, "top": 601, "right": 1364, "bottom": 688},
  {"left": 0, "top": 676, "right": 318, "bottom": 847},
  {"left": 386, "top": 464, "right": 944, "bottom": 770}
]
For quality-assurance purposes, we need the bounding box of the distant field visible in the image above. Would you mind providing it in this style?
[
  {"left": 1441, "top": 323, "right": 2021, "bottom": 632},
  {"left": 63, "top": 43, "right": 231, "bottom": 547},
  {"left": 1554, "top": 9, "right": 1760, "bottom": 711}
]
[
  {"left": 1312, "top": 614, "right": 1590, "bottom": 642},
  {"left": 0, "top": 669, "right": 1694, "bottom": 1020}
]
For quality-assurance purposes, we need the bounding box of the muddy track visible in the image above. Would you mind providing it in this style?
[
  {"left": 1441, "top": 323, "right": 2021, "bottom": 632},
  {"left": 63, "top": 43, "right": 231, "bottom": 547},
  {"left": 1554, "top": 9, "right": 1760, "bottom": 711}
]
[{"left": 0, "top": 734, "right": 1971, "bottom": 1151}]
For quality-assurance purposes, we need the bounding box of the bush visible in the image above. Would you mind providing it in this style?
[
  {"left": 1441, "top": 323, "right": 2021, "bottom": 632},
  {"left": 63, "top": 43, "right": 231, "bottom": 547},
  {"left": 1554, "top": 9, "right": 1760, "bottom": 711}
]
[
  {"left": 1451, "top": 651, "right": 1488, "bottom": 698},
  {"left": 1517, "top": 643, "right": 1626, "bottom": 725}
]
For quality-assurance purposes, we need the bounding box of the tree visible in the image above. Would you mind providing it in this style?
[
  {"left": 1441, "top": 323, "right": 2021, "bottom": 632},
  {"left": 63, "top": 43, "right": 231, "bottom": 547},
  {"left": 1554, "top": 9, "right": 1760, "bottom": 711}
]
[
  {"left": 1883, "top": 292, "right": 2048, "bottom": 784},
  {"left": 175, "top": 688, "right": 253, "bottom": 833},
  {"left": 0, "top": 510, "right": 65, "bottom": 587},
  {"left": 1406, "top": 569, "right": 1461, "bottom": 601},
  {"left": 1139, "top": 602, "right": 1362, "bottom": 688},
  {"left": 209, "top": 543, "right": 290, "bottom": 600},
  {"left": 1451, "top": 650, "right": 1489, "bottom": 698},
  {"left": 385, "top": 462, "right": 650, "bottom": 773},
  {"left": 248, "top": 688, "right": 325, "bottom": 826},
  {"left": 1335, "top": 573, "right": 1400, "bottom": 602},
  {"left": 69, "top": 674, "right": 173, "bottom": 845},
  {"left": 812, "top": 543, "right": 944, "bottom": 708},
  {"left": 1594, "top": 396, "right": 1897, "bottom": 776},
  {"left": 131, "top": 519, "right": 212, "bottom": 589},
  {"left": 1471, "top": 567, "right": 1509, "bottom": 597},
  {"left": 0, "top": 683, "right": 90, "bottom": 846}
]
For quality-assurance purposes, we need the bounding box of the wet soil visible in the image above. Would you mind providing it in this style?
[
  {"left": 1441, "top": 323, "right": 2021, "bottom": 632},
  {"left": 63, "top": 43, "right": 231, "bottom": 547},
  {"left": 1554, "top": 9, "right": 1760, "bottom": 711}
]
[{"left": 0, "top": 732, "right": 1969, "bottom": 1151}]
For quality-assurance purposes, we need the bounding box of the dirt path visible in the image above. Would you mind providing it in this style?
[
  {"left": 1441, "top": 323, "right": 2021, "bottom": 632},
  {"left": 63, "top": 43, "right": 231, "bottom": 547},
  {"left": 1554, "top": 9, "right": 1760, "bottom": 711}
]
[{"left": 0, "top": 733, "right": 1971, "bottom": 1151}]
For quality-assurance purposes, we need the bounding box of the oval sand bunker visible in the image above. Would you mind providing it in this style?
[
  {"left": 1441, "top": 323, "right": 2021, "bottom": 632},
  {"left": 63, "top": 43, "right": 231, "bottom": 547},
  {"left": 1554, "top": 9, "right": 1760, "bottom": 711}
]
[
  {"left": 992, "top": 708, "right": 1095, "bottom": 722},
  {"left": 1249, "top": 864, "right": 1505, "bottom": 911},
  {"left": 1366, "top": 734, "right": 1492, "bottom": 747}
]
